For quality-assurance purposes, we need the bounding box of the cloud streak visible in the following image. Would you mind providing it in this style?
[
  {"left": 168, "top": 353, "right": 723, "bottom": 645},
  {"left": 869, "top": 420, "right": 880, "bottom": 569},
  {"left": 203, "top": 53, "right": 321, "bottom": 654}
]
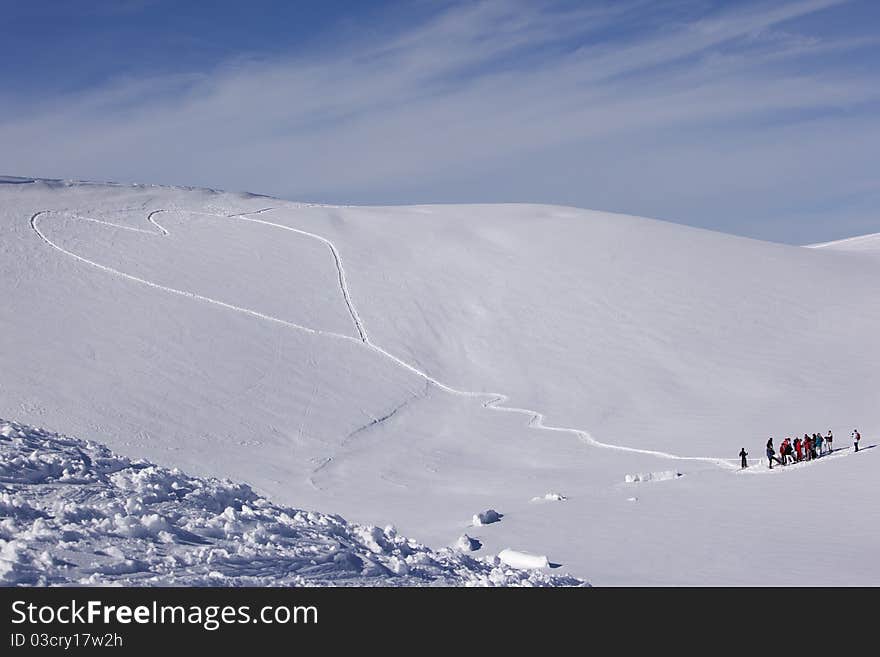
[{"left": 1, "top": 0, "right": 877, "bottom": 242}]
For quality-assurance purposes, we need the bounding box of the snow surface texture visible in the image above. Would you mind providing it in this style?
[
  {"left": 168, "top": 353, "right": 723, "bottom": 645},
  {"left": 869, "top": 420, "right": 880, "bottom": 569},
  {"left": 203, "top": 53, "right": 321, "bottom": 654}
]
[
  {"left": 1, "top": 179, "right": 879, "bottom": 584},
  {"left": 0, "top": 420, "right": 584, "bottom": 586}
]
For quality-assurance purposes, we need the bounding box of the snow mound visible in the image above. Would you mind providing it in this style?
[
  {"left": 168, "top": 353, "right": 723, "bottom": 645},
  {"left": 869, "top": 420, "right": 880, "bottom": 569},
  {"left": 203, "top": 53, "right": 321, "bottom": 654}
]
[
  {"left": 472, "top": 509, "right": 503, "bottom": 526},
  {"left": 624, "top": 471, "right": 682, "bottom": 483},
  {"left": 498, "top": 549, "right": 550, "bottom": 570},
  {"left": 0, "top": 419, "right": 586, "bottom": 587}
]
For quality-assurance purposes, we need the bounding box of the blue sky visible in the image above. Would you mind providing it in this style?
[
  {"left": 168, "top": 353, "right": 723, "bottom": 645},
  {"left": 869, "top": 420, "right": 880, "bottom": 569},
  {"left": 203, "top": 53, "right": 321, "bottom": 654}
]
[{"left": 1, "top": 0, "right": 878, "bottom": 243}]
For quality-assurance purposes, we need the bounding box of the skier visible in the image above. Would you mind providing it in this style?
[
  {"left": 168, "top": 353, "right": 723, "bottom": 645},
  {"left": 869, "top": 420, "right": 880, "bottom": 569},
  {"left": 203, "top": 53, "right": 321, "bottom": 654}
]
[
  {"left": 826, "top": 430, "right": 833, "bottom": 454},
  {"left": 739, "top": 447, "right": 748, "bottom": 469},
  {"left": 815, "top": 432, "right": 824, "bottom": 457},
  {"left": 853, "top": 429, "right": 861, "bottom": 452},
  {"left": 766, "top": 440, "right": 782, "bottom": 469},
  {"left": 794, "top": 437, "right": 803, "bottom": 462},
  {"left": 803, "top": 434, "right": 812, "bottom": 461}
]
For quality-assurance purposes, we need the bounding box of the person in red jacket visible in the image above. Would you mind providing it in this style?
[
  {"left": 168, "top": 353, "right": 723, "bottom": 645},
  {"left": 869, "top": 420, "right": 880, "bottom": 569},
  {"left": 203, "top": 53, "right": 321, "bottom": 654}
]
[
  {"left": 794, "top": 437, "right": 803, "bottom": 462},
  {"left": 803, "top": 434, "right": 812, "bottom": 461}
]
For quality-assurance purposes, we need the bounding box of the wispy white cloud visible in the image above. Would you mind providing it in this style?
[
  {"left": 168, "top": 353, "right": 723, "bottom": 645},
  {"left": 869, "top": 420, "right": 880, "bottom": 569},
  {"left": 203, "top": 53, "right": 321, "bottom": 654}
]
[{"left": 1, "top": 0, "right": 877, "bottom": 242}]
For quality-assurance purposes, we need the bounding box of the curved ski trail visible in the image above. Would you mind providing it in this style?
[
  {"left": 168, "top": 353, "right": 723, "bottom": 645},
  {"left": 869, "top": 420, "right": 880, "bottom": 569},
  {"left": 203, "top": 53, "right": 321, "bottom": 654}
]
[{"left": 30, "top": 206, "right": 737, "bottom": 470}]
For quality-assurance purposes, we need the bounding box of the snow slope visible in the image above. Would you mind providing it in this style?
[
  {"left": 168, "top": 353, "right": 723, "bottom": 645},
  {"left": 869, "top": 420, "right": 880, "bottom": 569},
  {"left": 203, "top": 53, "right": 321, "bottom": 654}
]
[
  {"left": 0, "top": 419, "right": 583, "bottom": 586},
  {"left": 1, "top": 178, "right": 878, "bottom": 585}
]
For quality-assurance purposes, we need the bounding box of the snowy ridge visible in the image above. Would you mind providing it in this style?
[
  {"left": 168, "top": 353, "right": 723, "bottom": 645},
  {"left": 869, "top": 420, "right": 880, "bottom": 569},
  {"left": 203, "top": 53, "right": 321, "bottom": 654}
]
[
  {"left": 805, "top": 232, "right": 880, "bottom": 254},
  {"left": 0, "top": 419, "right": 587, "bottom": 587},
  {"left": 30, "top": 207, "right": 737, "bottom": 469}
]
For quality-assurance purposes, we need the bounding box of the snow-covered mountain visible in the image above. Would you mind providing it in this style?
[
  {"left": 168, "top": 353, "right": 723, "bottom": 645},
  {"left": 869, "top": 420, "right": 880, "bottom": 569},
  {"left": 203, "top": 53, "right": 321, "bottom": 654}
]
[{"left": 1, "top": 177, "right": 878, "bottom": 585}]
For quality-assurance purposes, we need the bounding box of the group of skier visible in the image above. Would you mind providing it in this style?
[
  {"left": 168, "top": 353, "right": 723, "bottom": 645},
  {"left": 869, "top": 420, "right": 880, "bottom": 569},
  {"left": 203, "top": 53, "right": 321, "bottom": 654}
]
[{"left": 738, "top": 429, "right": 862, "bottom": 469}]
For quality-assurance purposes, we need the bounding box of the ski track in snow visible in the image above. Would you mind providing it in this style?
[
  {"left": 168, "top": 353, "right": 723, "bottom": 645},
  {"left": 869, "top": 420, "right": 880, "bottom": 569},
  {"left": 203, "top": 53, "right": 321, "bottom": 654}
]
[{"left": 29, "top": 206, "right": 738, "bottom": 470}]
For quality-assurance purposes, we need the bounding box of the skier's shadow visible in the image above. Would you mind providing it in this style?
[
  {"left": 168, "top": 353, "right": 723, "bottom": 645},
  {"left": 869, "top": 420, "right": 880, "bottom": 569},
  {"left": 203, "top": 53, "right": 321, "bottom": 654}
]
[{"left": 829, "top": 444, "right": 876, "bottom": 454}]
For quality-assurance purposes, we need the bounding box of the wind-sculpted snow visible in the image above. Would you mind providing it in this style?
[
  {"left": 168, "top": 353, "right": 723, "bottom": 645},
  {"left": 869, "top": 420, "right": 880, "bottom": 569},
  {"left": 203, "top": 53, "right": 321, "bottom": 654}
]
[{"left": 0, "top": 420, "right": 587, "bottom": 587}]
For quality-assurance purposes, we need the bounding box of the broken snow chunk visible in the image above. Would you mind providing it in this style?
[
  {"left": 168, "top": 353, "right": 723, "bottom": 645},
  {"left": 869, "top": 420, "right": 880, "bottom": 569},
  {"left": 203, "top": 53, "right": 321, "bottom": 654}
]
[
  {"left": 455, "top": 534, "right": 482, "bottom": 552},
  {"left": 472, "top": 509, "right": 502, "bottom": 526},
  {"left": 624, "top": 471, "right": 682, "bottom": 483},
  {"left": 386, "top": 556, "right": 409, "bottom": 575},
  {"left": 531, "top": 492, "right": 566, "bottom": 502},
  {"left": 0, "top": 417, "right": 589, "bottom": 586},
  {"left": 498, "top": 549, "right": 550, "bottom": 570},
  {"left": 354, "top": 525, "right": 389, "bottom": 554}
]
